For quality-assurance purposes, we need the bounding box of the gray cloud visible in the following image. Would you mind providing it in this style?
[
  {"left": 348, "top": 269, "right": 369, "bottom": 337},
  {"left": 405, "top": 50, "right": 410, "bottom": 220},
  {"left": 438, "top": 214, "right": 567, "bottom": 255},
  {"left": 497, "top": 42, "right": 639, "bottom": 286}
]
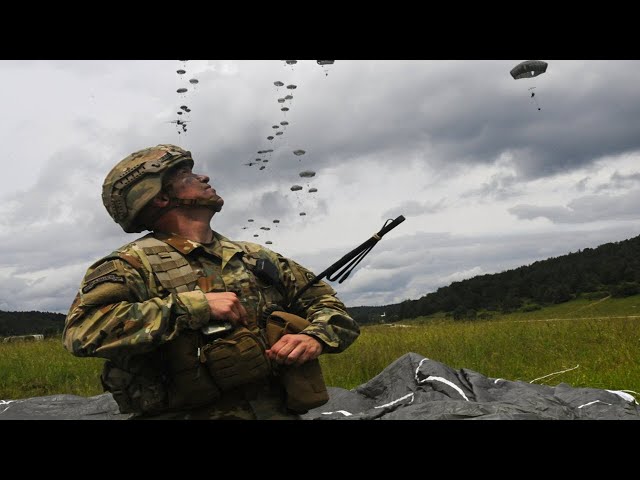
[{"left": 2, "top": 60, "right": 640, "bottom": 314}]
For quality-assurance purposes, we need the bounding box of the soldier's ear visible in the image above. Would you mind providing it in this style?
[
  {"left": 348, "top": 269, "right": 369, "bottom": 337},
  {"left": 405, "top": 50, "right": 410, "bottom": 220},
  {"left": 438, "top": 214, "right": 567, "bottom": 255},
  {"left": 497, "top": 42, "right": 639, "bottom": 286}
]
[{"left": 151, "top": 191, "right": 171, "bottom": 208}]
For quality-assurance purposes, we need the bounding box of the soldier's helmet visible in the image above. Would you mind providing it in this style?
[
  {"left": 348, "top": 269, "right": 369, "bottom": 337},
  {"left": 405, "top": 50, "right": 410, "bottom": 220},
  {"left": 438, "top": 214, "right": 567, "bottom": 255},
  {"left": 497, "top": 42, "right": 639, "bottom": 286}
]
[{"left": 102, "top": 144, "right": 193, "bottom": 233}]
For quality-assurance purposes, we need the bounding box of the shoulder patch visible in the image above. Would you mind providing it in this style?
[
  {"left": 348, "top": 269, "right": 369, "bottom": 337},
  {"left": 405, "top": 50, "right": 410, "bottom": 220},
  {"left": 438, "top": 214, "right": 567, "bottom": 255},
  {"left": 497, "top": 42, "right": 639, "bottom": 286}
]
[
  {"left": 85, "top": 260, "right": 118, "bottom": 283},
  {"left": 82, "top": 274, "right": 125, "bottom": 293}
]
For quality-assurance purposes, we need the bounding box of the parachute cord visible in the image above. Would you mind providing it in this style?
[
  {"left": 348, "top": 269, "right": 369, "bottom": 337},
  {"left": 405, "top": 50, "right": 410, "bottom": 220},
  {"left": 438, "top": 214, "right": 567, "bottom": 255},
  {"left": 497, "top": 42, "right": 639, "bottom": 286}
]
[{"left": 529, "top": 364, "right": 580, "bottom": 384}]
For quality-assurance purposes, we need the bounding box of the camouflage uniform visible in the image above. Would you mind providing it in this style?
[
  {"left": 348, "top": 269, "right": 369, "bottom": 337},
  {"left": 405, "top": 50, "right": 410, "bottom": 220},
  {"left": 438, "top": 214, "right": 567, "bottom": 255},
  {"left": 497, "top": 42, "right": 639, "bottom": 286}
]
[{"left": 63, "top": 230, "right": 360, "bottom": 419}]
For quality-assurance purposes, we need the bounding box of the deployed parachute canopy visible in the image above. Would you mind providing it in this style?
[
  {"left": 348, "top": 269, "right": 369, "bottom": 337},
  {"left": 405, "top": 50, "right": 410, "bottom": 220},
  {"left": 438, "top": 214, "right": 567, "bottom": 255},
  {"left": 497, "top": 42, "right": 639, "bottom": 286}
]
[
  {"left": 274, "top": 81, "right": 284, "bottom": 87},
  {"left": 510, "top": 60, "right": 548, "bottom": 111},
  {"left": 293, "top": 149, "right": 306, "bottom": 156},
  {"left": 177, "top": 69, "right": 186, "bottom": 75},
  {"left": 308, "top": 187, "right": 318, "bottom": 193},
  {"left": 177, "top": 88, "right": 188, "bottom": 94},
  {"left": 299, "top": 170, "right": 316, "bottom": 178},
  {"left": 510, "top": 60, "right": 548, "bottom": 79},
  {"left": 290, "top": 185, "right": 303, "bottom": 191},
  {"left": 316, "top": 60, "right": 335, "bottom": 76}
]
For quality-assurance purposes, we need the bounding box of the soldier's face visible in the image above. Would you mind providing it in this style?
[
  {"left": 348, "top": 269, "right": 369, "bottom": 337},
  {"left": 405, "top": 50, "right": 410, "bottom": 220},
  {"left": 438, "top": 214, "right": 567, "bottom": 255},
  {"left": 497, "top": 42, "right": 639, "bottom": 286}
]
[{"left": 166, "top": 165, "right": 224, "bottom": 209}]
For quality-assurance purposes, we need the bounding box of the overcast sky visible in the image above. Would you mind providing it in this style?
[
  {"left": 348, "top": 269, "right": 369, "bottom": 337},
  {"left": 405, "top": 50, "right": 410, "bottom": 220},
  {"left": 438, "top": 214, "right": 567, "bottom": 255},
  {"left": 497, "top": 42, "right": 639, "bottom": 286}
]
[{"left": 1, "top": 59, "right": 639, "bottom": 314}]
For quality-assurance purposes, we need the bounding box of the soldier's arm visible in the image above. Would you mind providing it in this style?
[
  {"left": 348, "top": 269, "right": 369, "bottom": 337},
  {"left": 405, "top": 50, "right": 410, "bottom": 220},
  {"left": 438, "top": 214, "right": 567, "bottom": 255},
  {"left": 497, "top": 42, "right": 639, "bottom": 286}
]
[
  {"left": 62, "top": 254, "right": 210, "bottom": 359},
  {"left": 278, "top": 256, "right": 360, "bottom": 354}
]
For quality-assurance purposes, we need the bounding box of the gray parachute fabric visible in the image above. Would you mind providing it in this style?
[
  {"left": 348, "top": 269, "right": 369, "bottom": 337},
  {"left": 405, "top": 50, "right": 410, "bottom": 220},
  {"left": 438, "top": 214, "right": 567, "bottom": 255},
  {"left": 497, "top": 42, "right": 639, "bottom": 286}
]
[
  {"left": 1, "top": 353, "right": 638, "bottom": 420},
  {"left": 301, "top": 353, "right": 640, "bottom": 420},
  {"left": 0, "top": 393, "right": 131, "bottom": 420}
]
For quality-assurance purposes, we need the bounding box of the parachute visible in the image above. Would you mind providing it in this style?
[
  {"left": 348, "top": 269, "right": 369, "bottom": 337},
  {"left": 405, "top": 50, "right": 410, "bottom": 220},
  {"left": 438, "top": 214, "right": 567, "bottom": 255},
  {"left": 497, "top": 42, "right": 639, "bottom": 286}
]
[
  {"left": 189, "top": 78, "right": 199, "bottom": 84},
  {"left": 510, "top": 60, "right": 548, "bottom": 111},
  {"left": 177, "top": 69, "right": 186, "bottom": 75},
  {"left": 293, "top": 149, "right": 306, "bottom": 156},
  {"left": 308, "top": 188, "right": 318, "bottom": 193},
  {"left": 286, "top": 84, "right": 297, "bottom": 91},
  {"left": 285, "top": 60, "right": 297, "bottom": 65},
  {"left": 316, "top": 60, "right": 335, "bottom": 76},
  {"left": 299, "top": 212, "right": 306, "bottom": 216},
  {"left": 267, "top": 136, "right": 274, "bottom": 141},
  {"left": 290, "top": 185, "right": 303, "bottom": 192},
  {"left": 274, "top": 81, "right": 284, "bottom": 87},
  {"left": 281, "top": 107, "right": 289, "bottom": 112},
  {"left": 299, "top": 170, "right": 316, "bottom": 178},
  {"left": 265, "top": 241, "right": 273, "bottom": 244},
  {"left": 273, "top": 219, "right": 280, "bottom": 224},
  {"left": 177, "top": 88, "right": 188, "bottom": 94},
  {"left": 510, "top": 60, "right": 548, "bottom": 79}
]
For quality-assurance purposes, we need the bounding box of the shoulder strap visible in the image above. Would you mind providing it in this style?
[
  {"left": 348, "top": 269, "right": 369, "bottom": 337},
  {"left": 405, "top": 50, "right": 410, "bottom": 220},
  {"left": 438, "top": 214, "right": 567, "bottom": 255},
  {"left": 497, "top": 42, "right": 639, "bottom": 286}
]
[{"left": 134, "top": 236, "right": 200, "bottom": 293}]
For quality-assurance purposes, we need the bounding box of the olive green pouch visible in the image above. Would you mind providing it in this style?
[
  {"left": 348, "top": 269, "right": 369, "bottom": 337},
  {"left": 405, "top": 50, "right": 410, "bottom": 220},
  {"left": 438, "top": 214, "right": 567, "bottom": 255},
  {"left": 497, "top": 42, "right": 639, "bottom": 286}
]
[
  {"left": 200, "top": 327, "right": 271, "bottom": 391},
  {"left": 264, "top": 311, "right": 329, "bottom": 413}
]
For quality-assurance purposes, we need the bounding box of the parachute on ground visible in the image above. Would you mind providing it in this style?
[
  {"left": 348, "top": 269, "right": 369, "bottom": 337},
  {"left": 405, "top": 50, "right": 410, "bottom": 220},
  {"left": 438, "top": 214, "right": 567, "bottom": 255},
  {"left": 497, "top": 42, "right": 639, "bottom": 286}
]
[
  {"left": 299, "top": 170, "right": 316, "bottom": 178},
  {"left": 290, "top": 185, "right": 303, "bottom": 192}
]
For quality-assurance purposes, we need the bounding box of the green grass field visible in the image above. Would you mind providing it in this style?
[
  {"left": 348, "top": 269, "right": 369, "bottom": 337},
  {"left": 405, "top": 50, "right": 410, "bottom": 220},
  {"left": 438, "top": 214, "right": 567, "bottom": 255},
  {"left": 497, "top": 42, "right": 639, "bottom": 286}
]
[{"left": 2, "top": 294, "right": 639, "bottom": 401}]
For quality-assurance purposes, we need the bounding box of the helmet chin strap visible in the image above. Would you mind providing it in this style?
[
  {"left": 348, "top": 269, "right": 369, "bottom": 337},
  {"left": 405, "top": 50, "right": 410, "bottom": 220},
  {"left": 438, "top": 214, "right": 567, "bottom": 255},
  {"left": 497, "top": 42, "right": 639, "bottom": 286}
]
[{"left": 169, "top": 198, "right": 220, "bottom": 208}]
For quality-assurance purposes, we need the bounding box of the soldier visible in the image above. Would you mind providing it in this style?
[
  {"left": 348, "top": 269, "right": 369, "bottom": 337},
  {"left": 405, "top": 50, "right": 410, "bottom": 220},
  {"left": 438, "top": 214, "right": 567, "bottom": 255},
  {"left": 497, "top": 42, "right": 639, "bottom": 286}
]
[{"left": 63, "top": 144, "right": 360, "bottom": 420}]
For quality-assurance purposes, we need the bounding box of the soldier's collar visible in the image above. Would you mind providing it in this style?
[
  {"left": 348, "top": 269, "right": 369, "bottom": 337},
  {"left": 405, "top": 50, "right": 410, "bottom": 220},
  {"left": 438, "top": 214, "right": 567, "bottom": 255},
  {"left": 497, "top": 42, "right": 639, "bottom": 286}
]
[{"left": 152, "top": 231, "right": 241, "bottom": 262}]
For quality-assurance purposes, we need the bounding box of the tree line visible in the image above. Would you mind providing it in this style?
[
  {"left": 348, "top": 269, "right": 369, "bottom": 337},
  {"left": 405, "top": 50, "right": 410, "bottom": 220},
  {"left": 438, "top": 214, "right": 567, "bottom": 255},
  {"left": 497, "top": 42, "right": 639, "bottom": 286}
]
[{"left": 349, "top": 234, "right": 640, "bottom": 324}]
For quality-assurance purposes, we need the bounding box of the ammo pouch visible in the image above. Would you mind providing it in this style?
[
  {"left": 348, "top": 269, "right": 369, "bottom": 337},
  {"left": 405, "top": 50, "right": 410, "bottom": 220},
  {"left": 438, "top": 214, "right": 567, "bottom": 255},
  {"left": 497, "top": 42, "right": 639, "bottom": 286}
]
[
  {"left": 199, "top": 327, "right": 271, "bottom": 391},
  {"left": 101, "top": 331, "right": 223, "bottom": 416},
  {"left": 264, "top": 311, "right": 329, "bottom": 413},
  {"left": 101, "top": 360, "right": 168, "bottom": 415}
]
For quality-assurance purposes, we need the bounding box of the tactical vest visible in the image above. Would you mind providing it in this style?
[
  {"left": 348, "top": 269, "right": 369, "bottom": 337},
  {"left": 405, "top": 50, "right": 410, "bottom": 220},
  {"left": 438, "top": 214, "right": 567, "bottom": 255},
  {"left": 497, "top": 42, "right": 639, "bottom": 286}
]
[{"left": 102, "top": 235, "right": 272, "bottom": 415}]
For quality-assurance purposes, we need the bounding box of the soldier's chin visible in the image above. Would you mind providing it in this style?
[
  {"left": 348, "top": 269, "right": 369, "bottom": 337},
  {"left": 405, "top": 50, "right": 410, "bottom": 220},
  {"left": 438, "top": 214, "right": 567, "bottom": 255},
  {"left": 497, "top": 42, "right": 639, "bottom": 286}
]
[{"left": 212, "top": 198, "right": 224, "bottom": 212}]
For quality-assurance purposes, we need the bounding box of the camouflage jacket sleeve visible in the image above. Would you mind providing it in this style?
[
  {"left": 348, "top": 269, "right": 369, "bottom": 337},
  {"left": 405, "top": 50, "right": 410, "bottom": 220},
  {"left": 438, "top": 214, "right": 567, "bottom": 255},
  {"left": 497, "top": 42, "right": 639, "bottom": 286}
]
[
  {"left": 62, "top": 251, "right": 210, "bottom": 360},
  {"left": 276, "top": 253, "right": 360, "bottom": 354}
]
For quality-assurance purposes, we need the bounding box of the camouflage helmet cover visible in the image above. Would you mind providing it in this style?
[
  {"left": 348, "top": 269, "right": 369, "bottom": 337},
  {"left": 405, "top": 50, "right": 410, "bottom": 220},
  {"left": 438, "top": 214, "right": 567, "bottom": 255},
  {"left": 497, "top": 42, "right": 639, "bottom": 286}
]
[{"left": 102, "top": 144, "right": 194, "bottom": 233}]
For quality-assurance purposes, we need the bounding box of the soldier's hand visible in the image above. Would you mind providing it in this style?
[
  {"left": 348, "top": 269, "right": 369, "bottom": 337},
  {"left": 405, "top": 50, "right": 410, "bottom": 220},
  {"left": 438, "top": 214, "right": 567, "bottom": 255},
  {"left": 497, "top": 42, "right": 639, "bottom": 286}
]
[
  {"left": 266, "top": 334, "right": 323, "bottom": 366},
  {"left": 204, "top": 292, "right": 249, "bottom": 327}
]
